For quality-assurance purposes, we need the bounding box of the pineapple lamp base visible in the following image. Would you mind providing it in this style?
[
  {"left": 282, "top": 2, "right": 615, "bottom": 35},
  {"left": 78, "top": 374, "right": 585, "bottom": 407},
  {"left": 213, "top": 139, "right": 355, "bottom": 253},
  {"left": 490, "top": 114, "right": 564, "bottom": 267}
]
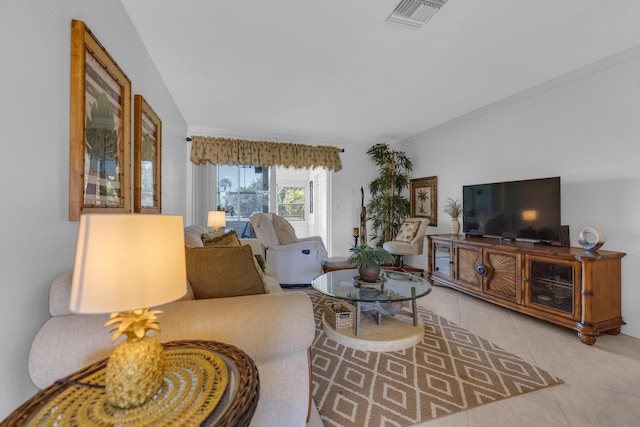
[{"left": 104, "top": 309, "right": 166, "bottom": 409}]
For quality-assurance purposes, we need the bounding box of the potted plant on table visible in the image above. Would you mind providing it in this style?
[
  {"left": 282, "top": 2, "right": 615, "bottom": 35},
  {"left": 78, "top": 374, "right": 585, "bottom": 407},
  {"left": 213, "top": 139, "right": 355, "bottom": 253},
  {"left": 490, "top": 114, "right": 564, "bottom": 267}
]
[
  {"left": 443, "top": 198, "right": 462, "bottom": 235},
  {"left": 348, "top": 243, "right": 396, "bottom": 283}
]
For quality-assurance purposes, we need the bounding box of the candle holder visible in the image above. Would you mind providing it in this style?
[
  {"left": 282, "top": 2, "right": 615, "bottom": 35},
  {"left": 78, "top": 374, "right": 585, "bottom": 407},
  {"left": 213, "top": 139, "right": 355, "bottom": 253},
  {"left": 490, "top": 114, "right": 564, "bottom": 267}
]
[{"left": 353, "top": 227, "right": 360, "bottom": 247}]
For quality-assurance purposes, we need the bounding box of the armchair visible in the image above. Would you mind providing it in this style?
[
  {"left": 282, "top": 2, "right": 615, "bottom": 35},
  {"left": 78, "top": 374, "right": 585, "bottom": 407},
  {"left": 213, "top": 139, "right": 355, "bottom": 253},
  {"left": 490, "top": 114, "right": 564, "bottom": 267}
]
[
  {"left": 382, "top": 218, "right": 429, "bottom": 268},
  {"left": 250, "top": 213, "right": 328, "bottom": 286}
]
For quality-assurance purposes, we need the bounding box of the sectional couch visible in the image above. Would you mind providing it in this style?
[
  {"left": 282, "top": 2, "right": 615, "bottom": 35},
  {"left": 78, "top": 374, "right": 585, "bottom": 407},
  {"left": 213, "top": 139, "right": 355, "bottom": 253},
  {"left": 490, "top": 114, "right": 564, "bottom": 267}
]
[{"left": 28, "top": 224, "right": 316, "bottom": 426}]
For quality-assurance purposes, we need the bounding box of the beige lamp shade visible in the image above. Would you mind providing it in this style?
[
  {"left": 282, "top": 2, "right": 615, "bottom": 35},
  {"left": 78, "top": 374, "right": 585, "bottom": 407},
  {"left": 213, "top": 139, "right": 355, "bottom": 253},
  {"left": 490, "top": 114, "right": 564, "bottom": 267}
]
[
  {"left": 70, "top": 214, "right": 187, "bottom": 314},
  {"left": 207, "top": 210, "right": 226, "bottom": 229}
]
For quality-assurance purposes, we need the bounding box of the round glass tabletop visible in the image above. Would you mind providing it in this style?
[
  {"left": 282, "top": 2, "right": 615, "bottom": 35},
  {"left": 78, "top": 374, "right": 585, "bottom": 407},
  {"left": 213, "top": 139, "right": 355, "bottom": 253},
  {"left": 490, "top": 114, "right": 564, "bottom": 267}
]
[{"left": 311, "top": 269, "right": 432, "bottom": 303}]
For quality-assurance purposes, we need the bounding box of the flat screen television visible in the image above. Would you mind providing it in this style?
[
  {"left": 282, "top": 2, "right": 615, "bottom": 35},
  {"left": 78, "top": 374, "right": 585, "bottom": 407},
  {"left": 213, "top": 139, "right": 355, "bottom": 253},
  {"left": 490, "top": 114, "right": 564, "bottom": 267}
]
[{"left": 462, "top": 177, "right": 561, "bottom": 243}]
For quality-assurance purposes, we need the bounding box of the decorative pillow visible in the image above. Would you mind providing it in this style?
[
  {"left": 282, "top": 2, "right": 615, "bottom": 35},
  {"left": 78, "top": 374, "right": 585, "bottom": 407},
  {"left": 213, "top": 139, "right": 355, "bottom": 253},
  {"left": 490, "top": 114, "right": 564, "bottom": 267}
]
[
  {"left": 272, "top": 213, "right": 298, "bottom": 245},
  {"left": 201, "top": 229, "right": 224, "bottom": 239},
  {"left": 202, "top": 229, "right": 240, "bottom": 247},
  {"left": 394, "top": 220, "right": 421, "bottom": 243},
  {"left": 186, "top": 245, "right": 268, "bottom": 299}
]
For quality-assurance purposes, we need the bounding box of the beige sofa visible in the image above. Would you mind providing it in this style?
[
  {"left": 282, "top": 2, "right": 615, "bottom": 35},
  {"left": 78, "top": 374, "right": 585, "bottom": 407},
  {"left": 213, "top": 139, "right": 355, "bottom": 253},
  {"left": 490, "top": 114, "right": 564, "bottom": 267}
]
[{"left": 28, "top": 225, "right": 316, "bottom": 426}]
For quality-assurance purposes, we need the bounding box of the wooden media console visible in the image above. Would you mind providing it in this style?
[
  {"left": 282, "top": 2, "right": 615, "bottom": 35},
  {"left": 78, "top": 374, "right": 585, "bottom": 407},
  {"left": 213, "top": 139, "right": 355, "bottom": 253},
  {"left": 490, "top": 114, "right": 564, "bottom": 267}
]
[{"left": 427, "top": 234, "right": 626, "bottom": 345}]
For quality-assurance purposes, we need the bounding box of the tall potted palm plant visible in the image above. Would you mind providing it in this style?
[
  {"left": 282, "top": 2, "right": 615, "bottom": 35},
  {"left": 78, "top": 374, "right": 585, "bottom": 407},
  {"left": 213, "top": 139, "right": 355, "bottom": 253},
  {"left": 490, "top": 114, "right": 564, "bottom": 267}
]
[{"left": 365, "top": 143, "right": 413, "bottom": 246}]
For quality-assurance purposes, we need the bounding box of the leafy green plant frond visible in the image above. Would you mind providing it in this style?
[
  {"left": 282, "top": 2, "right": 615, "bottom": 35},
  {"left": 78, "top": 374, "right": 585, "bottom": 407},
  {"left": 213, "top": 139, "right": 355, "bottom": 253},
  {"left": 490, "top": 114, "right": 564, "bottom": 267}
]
[
  {"left": 348, "top": 243, "right": 396, "bottom": 268},
  {"left": 365, "top": 143, "right": 413, "bottom": 246},
  {"left": 85, "top": 93, "right": 119, "bottom": 160},
  {"left": 443, "top": 198, "right": 462, "bottom": 218},
  {"left": 141, "top": 133, "right": 154, "bottom": 162}
]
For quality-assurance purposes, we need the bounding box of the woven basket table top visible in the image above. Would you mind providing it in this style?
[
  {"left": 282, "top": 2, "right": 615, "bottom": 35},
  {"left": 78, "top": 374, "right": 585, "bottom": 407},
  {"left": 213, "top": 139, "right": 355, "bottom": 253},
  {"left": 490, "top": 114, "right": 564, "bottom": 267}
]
[{"left": 2, "top": 340, "right": 259, "bottom": 427}]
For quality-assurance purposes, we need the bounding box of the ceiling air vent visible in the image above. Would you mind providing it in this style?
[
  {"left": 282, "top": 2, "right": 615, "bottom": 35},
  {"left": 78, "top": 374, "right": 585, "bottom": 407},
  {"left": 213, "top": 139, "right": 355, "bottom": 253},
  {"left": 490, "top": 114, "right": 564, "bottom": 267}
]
[{"left": 387, "top": 0, "right": 448, "bottom": 28}]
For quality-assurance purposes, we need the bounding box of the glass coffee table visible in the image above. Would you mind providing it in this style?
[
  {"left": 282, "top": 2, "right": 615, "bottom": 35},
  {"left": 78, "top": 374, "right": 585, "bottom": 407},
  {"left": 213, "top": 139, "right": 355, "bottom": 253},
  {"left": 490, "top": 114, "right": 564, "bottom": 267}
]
[{"left": 311, "top": 269, "right": 432, "bottom": 337}]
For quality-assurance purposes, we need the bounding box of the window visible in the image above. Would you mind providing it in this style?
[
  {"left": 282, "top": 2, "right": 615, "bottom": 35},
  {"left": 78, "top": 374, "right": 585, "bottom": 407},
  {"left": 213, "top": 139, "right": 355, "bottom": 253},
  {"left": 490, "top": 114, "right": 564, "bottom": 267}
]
[
  {"left": 216, "top": 165, "right": 270, "bottom": 222},
  {"left": 276, "top": 185, "right": 305, "bottom": 221}
]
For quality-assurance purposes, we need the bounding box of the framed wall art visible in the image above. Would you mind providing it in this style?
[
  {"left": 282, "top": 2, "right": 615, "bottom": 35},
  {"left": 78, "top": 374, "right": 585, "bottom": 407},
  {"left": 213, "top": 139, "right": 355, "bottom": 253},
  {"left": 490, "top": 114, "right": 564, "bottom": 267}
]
[
  {"left": 69, "top": 19, "right": 131, "bottom": 221},
  {"left": 134, "top": 95, "right": 162, "bottom": 214},
  {"left": 410, "top": 176, "right": 438, "bottom": 226}
]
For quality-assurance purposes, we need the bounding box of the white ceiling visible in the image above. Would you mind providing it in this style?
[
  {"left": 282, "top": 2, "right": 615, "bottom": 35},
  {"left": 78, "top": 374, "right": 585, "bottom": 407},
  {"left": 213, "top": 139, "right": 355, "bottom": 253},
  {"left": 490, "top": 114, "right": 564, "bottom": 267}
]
[{"left": 122, "top": 0, "right": 640, "bottom": 144}]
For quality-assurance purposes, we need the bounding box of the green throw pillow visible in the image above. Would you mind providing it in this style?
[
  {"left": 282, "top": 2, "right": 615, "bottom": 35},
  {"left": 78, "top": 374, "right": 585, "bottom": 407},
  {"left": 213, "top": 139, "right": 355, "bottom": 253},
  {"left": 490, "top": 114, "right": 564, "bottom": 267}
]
[
  {"left": 254, "top": 254, "right": 267, "bottom": 272},
  {"left": 202, "top": 229, "right": 240, "bottom": 247}
]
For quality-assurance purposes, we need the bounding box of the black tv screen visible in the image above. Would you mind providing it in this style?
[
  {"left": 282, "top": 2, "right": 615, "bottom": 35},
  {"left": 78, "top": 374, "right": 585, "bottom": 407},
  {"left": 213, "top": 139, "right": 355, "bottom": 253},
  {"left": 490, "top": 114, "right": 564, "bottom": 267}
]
[{"left": 462, "top": 177, "right": 561, "bottom": 243}]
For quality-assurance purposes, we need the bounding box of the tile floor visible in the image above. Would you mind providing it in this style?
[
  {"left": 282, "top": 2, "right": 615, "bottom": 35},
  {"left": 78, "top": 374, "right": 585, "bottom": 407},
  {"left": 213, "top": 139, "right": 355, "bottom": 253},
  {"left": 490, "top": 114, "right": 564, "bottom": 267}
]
[{"left": 307, "top": 284, "right": 640, "bottom": 426}]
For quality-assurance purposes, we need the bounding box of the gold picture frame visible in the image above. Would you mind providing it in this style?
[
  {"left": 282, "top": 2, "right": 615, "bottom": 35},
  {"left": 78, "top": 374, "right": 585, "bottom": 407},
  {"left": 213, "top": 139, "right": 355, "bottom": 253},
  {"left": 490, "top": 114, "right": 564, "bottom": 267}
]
[
  {"left": 410, "top": 176, "right": 438, "bottom": 226},
  {"left": 69, "top": 19, "right": 131, "bottom": 221},
  {"left": 134, "top": 95, "right": 162, "bottom": 214}
]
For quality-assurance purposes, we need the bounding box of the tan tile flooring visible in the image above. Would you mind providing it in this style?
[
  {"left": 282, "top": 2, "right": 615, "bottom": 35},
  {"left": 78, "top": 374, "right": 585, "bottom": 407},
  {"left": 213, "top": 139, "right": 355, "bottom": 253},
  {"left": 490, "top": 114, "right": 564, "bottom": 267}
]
[{"left": 307, "top": 284, "right": 640, "bottom": 426}]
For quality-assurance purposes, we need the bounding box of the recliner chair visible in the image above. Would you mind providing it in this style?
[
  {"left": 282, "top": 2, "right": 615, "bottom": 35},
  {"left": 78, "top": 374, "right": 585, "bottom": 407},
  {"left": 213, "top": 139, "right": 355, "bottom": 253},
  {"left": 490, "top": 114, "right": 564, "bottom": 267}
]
[{"left": 250, "top": 213, "right": 328, "bottom": 286}]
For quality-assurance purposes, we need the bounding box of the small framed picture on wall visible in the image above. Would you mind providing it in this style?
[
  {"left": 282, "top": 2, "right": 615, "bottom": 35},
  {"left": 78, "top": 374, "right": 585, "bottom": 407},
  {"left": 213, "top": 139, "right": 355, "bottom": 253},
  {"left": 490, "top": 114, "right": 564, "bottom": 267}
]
[
  {"left": 410, "top": 176, "right": 437, "bottom": 226},
  {"left": 134, "top": 95, "right": 162, "bottom": 214}
]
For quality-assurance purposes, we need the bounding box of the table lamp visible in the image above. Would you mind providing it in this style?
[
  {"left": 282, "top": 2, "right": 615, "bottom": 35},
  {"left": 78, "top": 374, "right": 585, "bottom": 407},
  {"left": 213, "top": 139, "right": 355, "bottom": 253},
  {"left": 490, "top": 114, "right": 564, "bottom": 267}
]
[
  {"left": 69, "top": 214, "right": 187, "bottom": 409},
  {"left": 207, "top": 210, "right": 226, "bottom": 231}
]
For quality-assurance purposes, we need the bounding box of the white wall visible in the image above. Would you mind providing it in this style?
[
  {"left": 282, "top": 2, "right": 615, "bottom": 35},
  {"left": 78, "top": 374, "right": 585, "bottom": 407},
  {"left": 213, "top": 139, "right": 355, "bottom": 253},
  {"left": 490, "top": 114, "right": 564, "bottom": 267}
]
[
  {"left": 329, "top": 143, "right": 379, "bottom": 254},
  {"left": 397, "top": 47, "right": 640, "bottom": 339},
  {"left": 0, "top": 0, "right": 188, "bottom": 417}
]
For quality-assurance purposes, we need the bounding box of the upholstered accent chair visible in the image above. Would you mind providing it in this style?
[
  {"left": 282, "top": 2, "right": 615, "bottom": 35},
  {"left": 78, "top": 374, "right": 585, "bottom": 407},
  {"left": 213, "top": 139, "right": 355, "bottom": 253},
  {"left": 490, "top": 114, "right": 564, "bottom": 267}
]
[
  {"left": 250, "top": 213, "right": 328, "bottom": 286},
  {"left": 382, "top": 218, "right": 429, "bottom": 268}
]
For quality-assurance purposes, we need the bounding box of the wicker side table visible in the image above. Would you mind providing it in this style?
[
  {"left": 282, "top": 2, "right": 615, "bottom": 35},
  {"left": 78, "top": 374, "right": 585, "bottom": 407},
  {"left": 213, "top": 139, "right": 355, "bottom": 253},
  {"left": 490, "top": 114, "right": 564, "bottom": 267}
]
[{"left": 2, "top": 340, "right": 259, "bottom": 427}]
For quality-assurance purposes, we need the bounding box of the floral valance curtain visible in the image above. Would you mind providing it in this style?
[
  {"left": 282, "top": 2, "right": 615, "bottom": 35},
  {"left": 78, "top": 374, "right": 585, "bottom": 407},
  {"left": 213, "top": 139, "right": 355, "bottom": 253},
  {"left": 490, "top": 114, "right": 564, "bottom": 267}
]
[{"left": 189, "top": 136, "right": 343, "bottom": 172}]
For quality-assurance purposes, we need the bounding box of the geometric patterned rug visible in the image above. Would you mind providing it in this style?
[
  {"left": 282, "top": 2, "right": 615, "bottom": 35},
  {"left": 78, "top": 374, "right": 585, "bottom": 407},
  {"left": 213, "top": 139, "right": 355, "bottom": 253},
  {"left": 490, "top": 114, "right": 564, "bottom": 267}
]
[{"left": 308, "top": 291, "right": 563, "bottom": 426}]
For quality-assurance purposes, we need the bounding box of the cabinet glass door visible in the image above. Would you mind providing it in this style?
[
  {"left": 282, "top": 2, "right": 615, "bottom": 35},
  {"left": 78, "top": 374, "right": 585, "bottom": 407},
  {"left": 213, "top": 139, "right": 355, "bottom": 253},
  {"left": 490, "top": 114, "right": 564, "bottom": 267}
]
[
  {"left": 433, "top": 243, "right": 451, "bottom": 279},
  {"left": 529, "top": 260, "right": 575, "bottom": 315}
]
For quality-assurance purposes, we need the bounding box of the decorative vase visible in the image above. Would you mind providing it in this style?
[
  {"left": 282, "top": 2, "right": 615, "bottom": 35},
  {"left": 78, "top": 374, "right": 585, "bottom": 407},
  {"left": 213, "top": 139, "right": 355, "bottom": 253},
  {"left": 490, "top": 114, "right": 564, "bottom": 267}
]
[
  {"left": 358, "top": 265, "right": 381, "bottom": 283},
  {"left": 450, "top": 218, "right": 460, "bottom": 235}
]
